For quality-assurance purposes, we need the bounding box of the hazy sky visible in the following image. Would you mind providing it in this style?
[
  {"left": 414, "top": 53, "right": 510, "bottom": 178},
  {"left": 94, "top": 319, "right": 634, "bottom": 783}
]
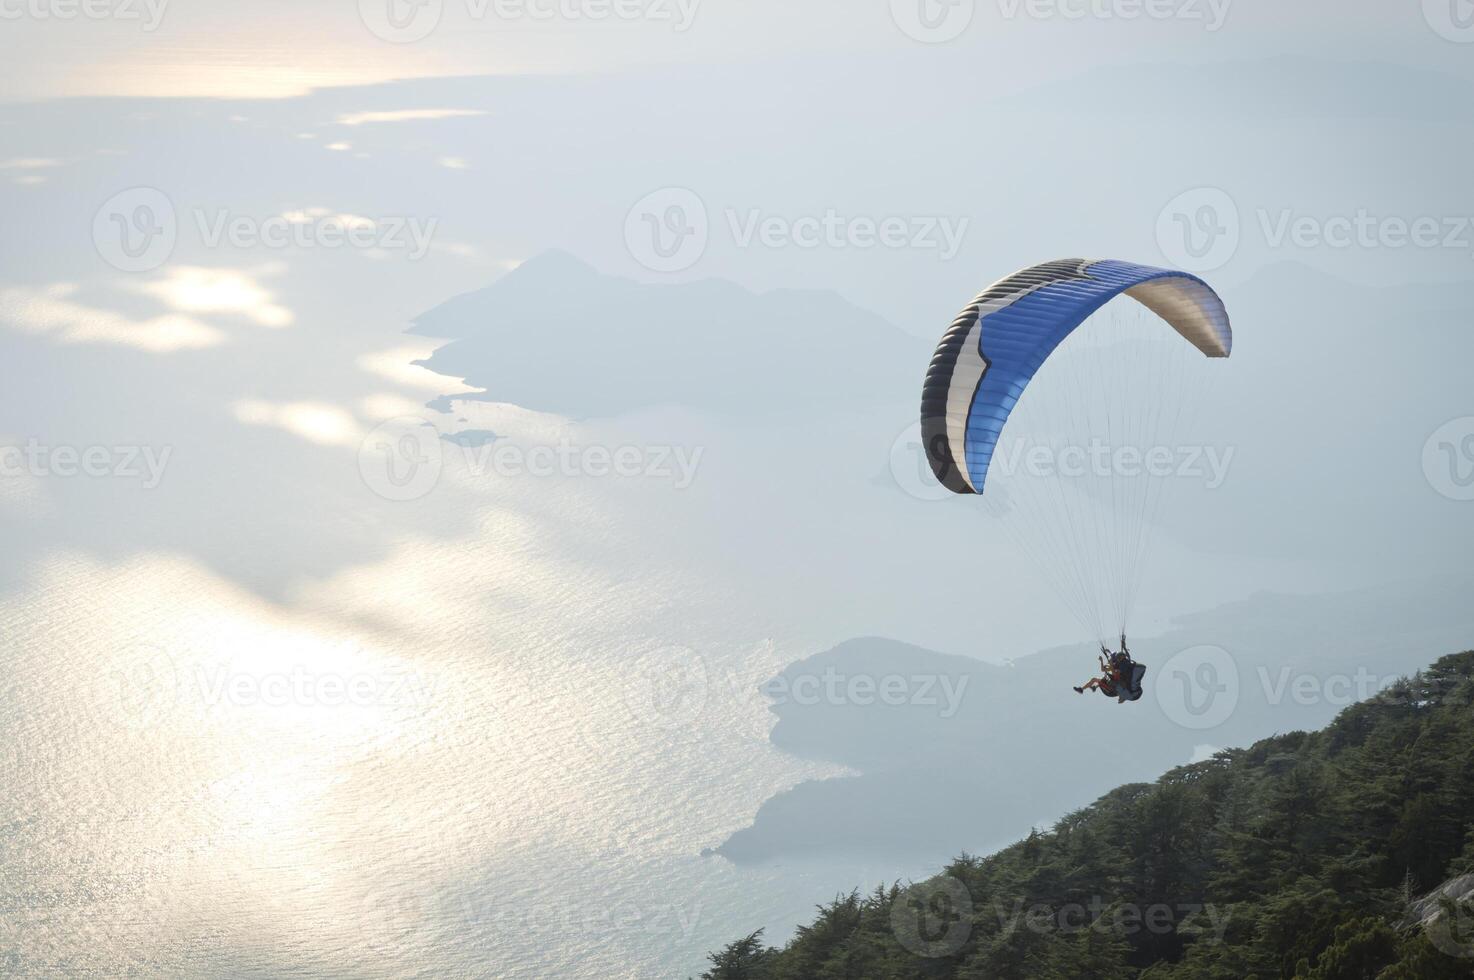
[
  {"left": 4, "top": 0, "right": 1471, "bottom": 100},
  {"left": 3, "top": 3, "right": 1473, "bottom": 977},
  {"left": 3, "top": 0, "right": 1471, "bottom": 653}
]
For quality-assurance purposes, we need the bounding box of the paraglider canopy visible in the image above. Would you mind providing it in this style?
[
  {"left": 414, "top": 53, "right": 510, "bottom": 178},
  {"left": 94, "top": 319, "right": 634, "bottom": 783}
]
[
  {"left": 918, "top": 257, "right": 1233, "bottom": 646},
  {"left": 921, "top": 259, "right": 1231, "bottom": 496}
]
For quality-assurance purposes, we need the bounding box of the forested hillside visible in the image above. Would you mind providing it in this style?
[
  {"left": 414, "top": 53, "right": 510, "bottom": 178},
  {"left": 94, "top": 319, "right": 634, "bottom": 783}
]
[{"left": 705, "top": 651, "right": 1474, "bottom": 979}]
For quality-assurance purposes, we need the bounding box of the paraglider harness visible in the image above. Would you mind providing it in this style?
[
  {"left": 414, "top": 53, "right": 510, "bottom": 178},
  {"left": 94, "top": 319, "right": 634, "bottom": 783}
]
[{"left": 1106, "top": 636, "right": 1147, "bottom": 703}]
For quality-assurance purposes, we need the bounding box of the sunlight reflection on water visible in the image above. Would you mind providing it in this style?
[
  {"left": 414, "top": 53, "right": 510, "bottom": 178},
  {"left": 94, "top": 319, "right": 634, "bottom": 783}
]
[{"left": 0, "top": 469, "right": 850, "bottom": 979}]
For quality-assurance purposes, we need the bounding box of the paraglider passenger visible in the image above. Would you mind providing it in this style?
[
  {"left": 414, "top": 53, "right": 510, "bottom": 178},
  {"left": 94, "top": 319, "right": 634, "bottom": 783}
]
[
  {"left": 1073, "top": 653, "right": 1121, "bottom": 697},
  {"left": 1075, "top": 634, "right": 1147, "bottom": 702}
]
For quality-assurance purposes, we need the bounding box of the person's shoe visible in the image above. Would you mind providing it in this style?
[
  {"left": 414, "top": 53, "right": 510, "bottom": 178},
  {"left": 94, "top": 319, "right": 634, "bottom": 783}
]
[{"left": 1073, "top": 686, "right": 1084, "bottom": 693}]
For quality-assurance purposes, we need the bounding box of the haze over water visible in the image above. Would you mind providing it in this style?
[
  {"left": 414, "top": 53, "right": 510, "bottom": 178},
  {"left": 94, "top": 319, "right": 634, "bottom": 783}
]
[{"left": 4, "top": 3, "right": 1474, "bottom": 977}]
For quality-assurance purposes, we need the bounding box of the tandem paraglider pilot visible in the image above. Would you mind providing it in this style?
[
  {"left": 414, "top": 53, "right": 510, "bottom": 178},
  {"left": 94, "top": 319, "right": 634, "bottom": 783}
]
[
  {"left": 1074, "top": 634, "right": 1146, "bottom": 703},
  {"left": 918, "top": 258, "right": 1228, "bottom": 709}
]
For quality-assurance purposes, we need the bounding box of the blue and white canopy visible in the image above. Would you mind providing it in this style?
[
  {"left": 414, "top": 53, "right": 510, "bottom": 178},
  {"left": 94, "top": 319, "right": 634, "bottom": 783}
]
[{"left": 921, "top": 259, "right": 1232, "bottom": 495}]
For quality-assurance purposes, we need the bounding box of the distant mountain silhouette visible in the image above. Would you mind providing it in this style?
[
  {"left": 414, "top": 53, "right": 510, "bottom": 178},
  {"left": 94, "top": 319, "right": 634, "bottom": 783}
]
[{"left": 410, "top": 250, "right": 926, "bottom": 419}]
